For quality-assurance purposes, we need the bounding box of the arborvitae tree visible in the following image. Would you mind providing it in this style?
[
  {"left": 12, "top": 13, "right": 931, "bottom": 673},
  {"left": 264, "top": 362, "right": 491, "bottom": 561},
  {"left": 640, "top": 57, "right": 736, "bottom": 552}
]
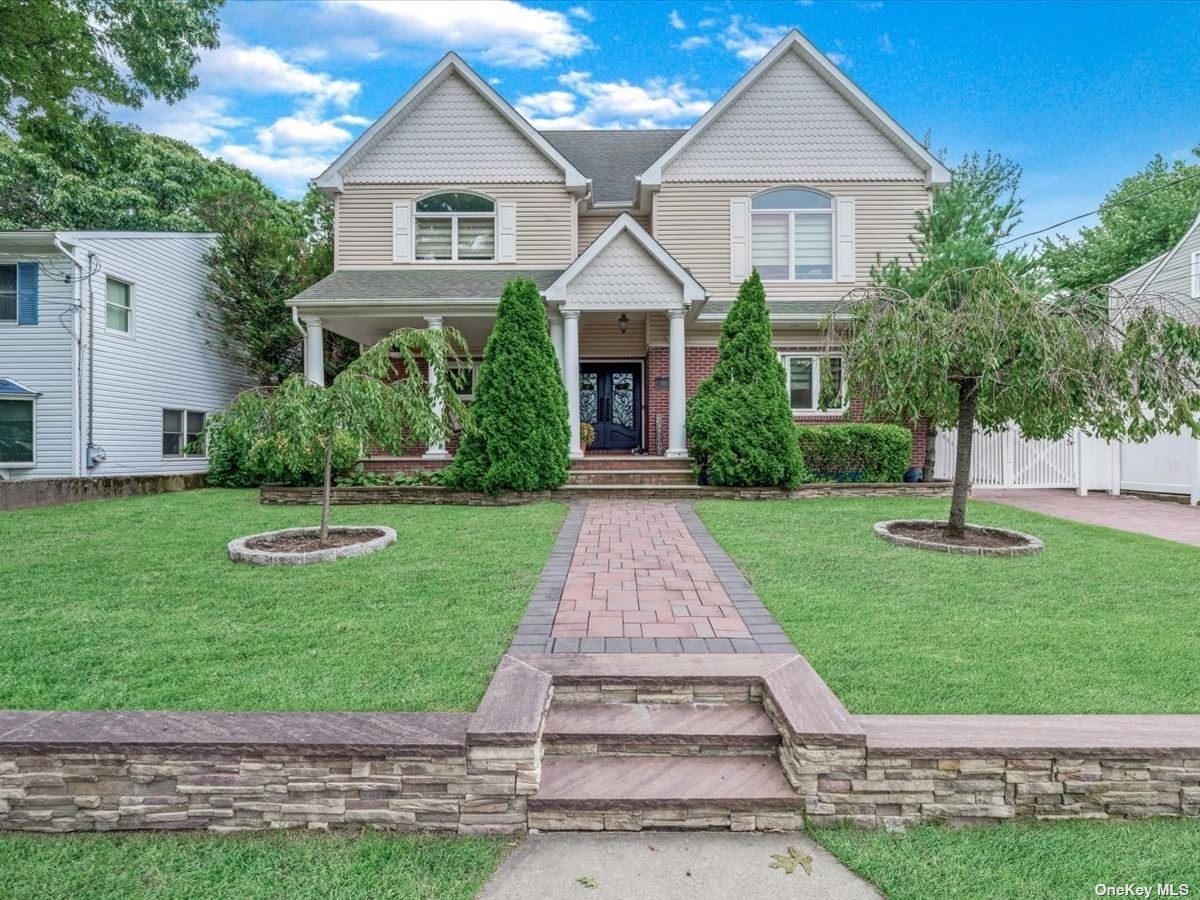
[
  {"left": 443, "top": 278, "right": 570, "bottom": 493},
  {"left": 687, "top": 270, "right": 806, "bottom": 488}
]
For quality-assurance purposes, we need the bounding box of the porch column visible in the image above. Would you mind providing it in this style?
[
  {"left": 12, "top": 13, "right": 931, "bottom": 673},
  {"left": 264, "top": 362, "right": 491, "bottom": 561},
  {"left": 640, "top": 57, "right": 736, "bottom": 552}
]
[
  {"left": 548, "top": 311, "right": 565, "bottom": 378},
  {"left": 666, "top": 308, "right": 688, "bottom": 458},
  {"left": 563, "top": 309, "right": 582, "bottom": 459},
  {"left": 422, "top": 315, "right": 451, "bottom": 460},
  {"left": 303, "top": 317, "right": 325, "bottom": 386}
]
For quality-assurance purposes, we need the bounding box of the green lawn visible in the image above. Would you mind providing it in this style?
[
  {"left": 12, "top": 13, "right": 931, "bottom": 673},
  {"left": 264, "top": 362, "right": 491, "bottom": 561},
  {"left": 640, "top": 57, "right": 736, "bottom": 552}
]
[
  {"left": 0, "top": 489, "right": 565, "bottom": 711},
  {"left": 0, "top": 832, "right": 512, "bottom": 900},
  {"left": 695, "top": 497, "right": 1200, "bottom": 713},
  {"left": 814, "top": 820, "right": 1200, "bottom": 899}
]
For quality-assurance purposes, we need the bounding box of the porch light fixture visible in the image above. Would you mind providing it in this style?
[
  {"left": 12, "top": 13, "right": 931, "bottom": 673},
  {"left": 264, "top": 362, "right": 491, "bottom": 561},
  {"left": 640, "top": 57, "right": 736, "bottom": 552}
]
[{"left": 617, "top": 313, "right": 629, "bottom": 334}]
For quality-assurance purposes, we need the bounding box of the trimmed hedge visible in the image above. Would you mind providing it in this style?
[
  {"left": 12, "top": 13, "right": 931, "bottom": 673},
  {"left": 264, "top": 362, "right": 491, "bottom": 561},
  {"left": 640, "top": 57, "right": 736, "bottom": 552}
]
[{"left": 797, "top": 423, "right": 913, "bottom": 483}]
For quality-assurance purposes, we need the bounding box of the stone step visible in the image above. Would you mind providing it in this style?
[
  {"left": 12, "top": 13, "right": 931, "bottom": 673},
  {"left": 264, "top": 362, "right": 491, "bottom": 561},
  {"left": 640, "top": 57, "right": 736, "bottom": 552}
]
[
  {"left": 566, "top": 470, "right": 695, "bottom": 486},
  {"left": 543, "top": 702, "right": 779, "bottom": 750},
  {"left": 530, "top": 755, "right": 801, "bottom": 813},
  {"left": 571, "top": 457, "right": 694, "bottom": 471}
]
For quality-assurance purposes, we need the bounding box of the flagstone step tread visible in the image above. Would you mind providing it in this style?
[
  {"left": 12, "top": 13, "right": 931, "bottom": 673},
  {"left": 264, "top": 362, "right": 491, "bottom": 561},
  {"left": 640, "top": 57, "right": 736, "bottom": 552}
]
[
  {"left": 543, "top": 702, "right": 779, "bottom": 746},
  {"left": 530, "top": 755, "right": 801, "bottom": 810}
]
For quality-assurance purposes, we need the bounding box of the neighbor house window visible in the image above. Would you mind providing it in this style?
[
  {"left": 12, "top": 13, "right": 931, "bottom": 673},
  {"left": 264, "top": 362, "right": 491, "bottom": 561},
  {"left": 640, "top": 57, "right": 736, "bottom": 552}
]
[
  {"left": 106, "top": 278, "right": 132, "bottom": 333},
  {"left": 414, "top": 192, "right": 495, "bottom": 262},
  {"left": 163, "top": 409, "right": 206, "bottom": 457},
  {"left": 1192, "top": 251, "right": 1200, "bottom": 299},
  {"left": 751, "top": 188, "right": 834, "bottom": 281},
  {"left": 447, "top": 361, "right": 480, "bottom": 399},
  {"left": 0, "top": 397, "right": 35, "bottom": 465},
  {"left": 0, "top": 265, "right": 16, "bottom": 322},
  {"left": 782, "top": 354, "right": 845, "bottom": 412}
]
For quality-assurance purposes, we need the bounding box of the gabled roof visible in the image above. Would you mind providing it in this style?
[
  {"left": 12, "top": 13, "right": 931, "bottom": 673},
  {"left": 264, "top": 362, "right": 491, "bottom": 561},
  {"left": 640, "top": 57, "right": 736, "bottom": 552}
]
[
  {"left": 314, "top": 53, "right": 588, "bottom": 194},
  {"left": 1111, "top": 250, "right": 1169, "bottom": 295},
  {"left": 545, "top": 213, "right": 706, "bottom": 311},
  {"left": 541, "top": 129, "right": 686, "bottom": 205},
  {"left": 639, "top": 29, "right": 951, "bottom": 192},
  {"left": 1125, "top": 210, "right": 1200, "bottom": 293}
]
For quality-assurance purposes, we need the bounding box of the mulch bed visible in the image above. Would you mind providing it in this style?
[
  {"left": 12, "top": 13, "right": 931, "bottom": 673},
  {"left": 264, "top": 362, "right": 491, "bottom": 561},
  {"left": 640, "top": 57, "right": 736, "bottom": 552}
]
[
  {"left": 243, "top": 528, "right": 386, "bottom": 553},
  {"left": 887, "top": 521, "right": 1030, "bottom": 550}
]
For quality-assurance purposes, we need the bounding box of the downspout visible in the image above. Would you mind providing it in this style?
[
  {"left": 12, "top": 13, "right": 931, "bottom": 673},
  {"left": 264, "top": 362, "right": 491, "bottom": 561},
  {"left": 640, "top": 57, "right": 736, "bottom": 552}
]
[
  {"left": 53, "top": 237, "right": 83, "bottom": 476},
  {"left": 86, "top": 252, "right": 96, "bottom": 466},
  {"left": 291, "top": 305, "right": 307, "bottom": 374}
]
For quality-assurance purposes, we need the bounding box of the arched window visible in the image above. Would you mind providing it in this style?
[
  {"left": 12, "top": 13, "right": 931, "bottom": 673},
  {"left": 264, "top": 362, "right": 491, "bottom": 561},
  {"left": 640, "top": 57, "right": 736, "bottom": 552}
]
[
  {"left": 750, "top": 188, "right": 833, "bottom": 281},
  {"left": 414, "top": 192, "right": 496, "bottom": 261}
]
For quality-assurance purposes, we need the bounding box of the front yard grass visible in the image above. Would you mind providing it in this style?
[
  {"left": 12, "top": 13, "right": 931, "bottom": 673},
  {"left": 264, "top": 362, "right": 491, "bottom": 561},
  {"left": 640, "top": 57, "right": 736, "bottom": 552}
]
[
  {"left": 813, "top": 820, "right": 1200, "bottom": 900},
  {"left": 0, "top": 489, "right": 565, "bottom": 711},
  {"left": 695, "top": 497, "right": 1200, "bottom": 713},
  {"left": 0, "top": 832, "right": 512, "bottom": 900}
]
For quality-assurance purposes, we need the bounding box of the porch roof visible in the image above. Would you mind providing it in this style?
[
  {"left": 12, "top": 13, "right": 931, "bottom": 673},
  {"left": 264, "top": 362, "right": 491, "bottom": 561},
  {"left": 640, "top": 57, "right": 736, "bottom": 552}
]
[
  {"left": 698, "top": 299, "right": 850, "bottom": 322},
  {"left": 289, "top": 268, "right": 564, "bottom": 304}
]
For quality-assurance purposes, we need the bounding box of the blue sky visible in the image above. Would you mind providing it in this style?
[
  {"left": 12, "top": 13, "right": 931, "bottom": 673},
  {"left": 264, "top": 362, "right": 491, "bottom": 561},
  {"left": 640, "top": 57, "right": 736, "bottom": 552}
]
[{"left": 121, "top": 0, "right": 1200, "bottom": 244}]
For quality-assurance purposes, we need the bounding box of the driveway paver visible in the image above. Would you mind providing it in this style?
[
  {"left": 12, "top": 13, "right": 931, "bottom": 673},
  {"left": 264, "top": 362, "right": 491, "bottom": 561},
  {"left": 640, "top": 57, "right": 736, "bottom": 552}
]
[{"left": 976, "top": 488, "right": 1200, "bottom": 548}]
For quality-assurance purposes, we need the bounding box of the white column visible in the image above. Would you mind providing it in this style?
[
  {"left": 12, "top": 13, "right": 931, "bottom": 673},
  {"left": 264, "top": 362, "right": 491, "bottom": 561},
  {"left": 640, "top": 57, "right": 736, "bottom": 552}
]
[
  {"left": 1189, "top": 429, "right": 1200, "bottom": 507},
  {"left": 304, "top": 317, "right": 325, "bottom": 385},
  {"left": 666, "top": 308, "right": 688, "bottom": 458},
  {"left": 548, "top": 312, "right": 565, "bottom": 378},
  {"left": 1074, "top": 429, "right": 1088, "bottom": 497},
  {"left": 422, "top": 315, "right": 451, "bottom": 460},
  {"left": 563, "top": 310, "right": 582, "bottom": 459}
]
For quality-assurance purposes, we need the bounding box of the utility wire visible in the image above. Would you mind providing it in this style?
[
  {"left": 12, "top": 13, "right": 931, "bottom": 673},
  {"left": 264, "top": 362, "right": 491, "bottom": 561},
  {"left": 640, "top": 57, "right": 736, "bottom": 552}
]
[{"left": 1000, "top": 169, "right": 1200, "bottom": 247}]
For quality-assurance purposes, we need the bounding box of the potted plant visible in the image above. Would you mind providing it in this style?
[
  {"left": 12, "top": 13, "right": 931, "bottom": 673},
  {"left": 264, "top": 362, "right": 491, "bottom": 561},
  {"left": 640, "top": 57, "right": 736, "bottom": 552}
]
[{"left": 579, "top": 421, "right": 596, "bottom": 453}]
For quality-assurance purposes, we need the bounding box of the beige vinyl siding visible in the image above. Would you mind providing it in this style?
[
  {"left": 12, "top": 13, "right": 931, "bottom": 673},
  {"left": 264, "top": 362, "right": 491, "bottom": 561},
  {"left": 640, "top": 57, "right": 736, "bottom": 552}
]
[
  {"left": 651, "top": 319, "right": 832, "bottom": 347},
  {"left": 578, "top": 212, "right": 652, "bottom": 250},
  {"left": 336, "top": 182, "right": 575, "bottom": 269},
  {"left": 579, "top": 310, "right": 652, "bottom": 358},
  {"left": 654, "top": 180, "right": 929, "bottom": 300}
]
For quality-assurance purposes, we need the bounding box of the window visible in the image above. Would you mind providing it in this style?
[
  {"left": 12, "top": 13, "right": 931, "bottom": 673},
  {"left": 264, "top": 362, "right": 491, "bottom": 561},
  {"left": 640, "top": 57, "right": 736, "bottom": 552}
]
[
  {"left": 1192, "top": 252, "right": 1200, "bottom": 299},
  {"left": 0, "top": 265, "right": 15, "bottom": 322},
  {"left": 414, "top": 192, "right": 496, "bottom": 262},
  {"left": 447, "top": 361, "right": 480, "bottom": 399},
  {"left": 751, "top": 188, "right": 834, "bottom": 281},
  {"left": 0, "top": 397, "right": 34, "bottom": 465},
  {"left": 106, "top": 278, "right": 132, "bottom": 333},
  {"left": 782, "top": 354, "right": 845, "bottom": 412},
  {"left": 163, "top": 409, "right": 206, "bottom": 457}
]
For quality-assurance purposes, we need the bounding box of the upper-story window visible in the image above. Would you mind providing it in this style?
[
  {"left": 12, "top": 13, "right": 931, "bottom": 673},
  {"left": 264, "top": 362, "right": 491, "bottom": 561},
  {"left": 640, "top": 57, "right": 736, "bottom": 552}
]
[
  {"left": 414, "top": 192, "right": 496, "bottom": 262},
  {"left": 751, "top": 188, "right": 833, "bottom": 282},
  {"left": 0, "top": 265, "right": 16, "bottom": 321}
]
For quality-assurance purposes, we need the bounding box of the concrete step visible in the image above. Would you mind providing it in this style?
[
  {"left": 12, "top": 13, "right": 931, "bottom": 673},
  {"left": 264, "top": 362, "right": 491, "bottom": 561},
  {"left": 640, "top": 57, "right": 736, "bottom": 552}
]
[
  {"left": 571, "top": 457, "right": 694, "bottom": 471},
  {"left": 543, "top": 702, "right": 779, "bottom": 751},
  {"left": 529, "top": 755, "right": 801, "bottom": 814},
  {"left": 566, "top": 470, "right": 695, "bottom": 486}
]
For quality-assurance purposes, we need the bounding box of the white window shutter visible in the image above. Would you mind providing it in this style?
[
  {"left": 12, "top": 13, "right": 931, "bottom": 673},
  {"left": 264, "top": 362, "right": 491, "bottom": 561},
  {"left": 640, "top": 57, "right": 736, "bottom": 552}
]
[
  {"left": 729, "top": 198, "right": 749, "bottom": 282},
  {"left": 498, "top": 202, "right": 517, "bottom": 263},
  {"left": 835, "top": 197, "right": 856, "bottom": 283},
  {"left": 392, "top": 200, "right": 412, "bottom": 263}
]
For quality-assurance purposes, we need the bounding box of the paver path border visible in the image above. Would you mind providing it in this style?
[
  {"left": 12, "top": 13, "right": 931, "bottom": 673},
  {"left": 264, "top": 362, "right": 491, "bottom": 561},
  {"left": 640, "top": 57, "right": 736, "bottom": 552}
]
[{"left": 509, "top": 501, "right": 795, "bottom": 654}]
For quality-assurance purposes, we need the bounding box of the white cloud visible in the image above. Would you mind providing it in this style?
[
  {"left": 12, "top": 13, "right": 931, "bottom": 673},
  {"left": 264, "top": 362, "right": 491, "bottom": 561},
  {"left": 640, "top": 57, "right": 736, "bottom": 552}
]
[
  {"left": 878, "top": 33, "right": 894, "bottom": 54},
  {"left": 669, "top": 9, "right": 686, "bottom": 29},
  {"left": 721, "top": 16, "right": 791, "bottom": 63},
  {"left": 336, "top": 0, "right": 590, "bottom": 68},
  {"left": 202, "top": 41, "right": 360, "bottom": 110},
  {"left": 697, "top": 17, "right": 717, "bottom": 27},
  {"left": 827, "top": 52, "right": 853, "bottom": 68},
  {"left": 125, "top": 93, "right": 247, "bottom": 146},
  {"left": 214, "top": 144, "right": 333, "bottom": 195},
  {"left": 569, "top": 5, "right": 593, "bottom": 21},
  {"left": 518, "top": 71, "right": 710, "bottom": 129},
  {"left": 257, "top": 116, "right": 352, "bottom": 152},
  {"left": 679, "top": 35, "right": 710, "bottom": 51}
]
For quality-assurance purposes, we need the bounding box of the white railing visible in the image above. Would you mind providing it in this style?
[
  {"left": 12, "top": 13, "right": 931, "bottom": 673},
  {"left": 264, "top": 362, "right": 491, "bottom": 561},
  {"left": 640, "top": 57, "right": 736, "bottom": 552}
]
[{"left": 934, "top": 426, "right": 1077, "bottom": 489}]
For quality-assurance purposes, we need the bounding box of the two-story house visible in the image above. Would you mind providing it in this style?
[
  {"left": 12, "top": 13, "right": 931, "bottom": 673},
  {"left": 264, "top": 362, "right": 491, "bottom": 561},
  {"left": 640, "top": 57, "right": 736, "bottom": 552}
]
[
  {"left": 287, "top": 29, "right": 950, "bottom": 464},
  {"left": 0, "top": 231, "right": 253, "bottom": 481}
]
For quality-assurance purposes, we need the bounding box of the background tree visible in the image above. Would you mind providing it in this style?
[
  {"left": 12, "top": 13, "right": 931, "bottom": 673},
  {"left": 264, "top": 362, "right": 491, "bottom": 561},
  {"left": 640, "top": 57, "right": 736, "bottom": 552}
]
[
  {"left": 836, "top": 263, "right": 1200, "bottom": 538},
  {"left": 688, "top": 270, "right": 806, "bottom": 488},
  {"left": 1041, "top": 149, "right": 1200, "bottom": 292},
  {"left": 250, "top": 328, "right": 470, "bottom": 541},
  {"left": 443, "top": 279, "right": 569, "bottom": 494},
  {"left": 874, "top": 151, "right": 1026, "bottom": 476},
  {"left": 0, "top": 0, "right": 221, "bottom": 127}
]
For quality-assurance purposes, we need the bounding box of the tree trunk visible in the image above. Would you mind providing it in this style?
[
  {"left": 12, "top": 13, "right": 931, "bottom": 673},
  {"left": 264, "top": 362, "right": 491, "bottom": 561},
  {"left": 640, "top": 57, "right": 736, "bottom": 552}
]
[
  {"left": 319, "top": 438, "right": 333, "bottom": 544},
  {"left": 923, "top": 419, "right": 937, "bottom": 481},
  {"left": 946, "top": 379, "right": 979, "bottom": 538}
]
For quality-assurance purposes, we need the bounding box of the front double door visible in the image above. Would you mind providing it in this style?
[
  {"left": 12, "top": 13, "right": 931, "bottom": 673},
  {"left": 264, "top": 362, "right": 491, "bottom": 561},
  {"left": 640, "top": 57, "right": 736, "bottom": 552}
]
[{"left": 580, "top": 363, "right": 641, "bottom": 451}]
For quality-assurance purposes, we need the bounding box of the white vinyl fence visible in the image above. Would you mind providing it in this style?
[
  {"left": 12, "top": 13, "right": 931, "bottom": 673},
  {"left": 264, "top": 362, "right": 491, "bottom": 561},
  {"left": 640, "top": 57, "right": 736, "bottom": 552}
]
[{"left": 934, "top": 424, "right": 1200, "bottom": 505}]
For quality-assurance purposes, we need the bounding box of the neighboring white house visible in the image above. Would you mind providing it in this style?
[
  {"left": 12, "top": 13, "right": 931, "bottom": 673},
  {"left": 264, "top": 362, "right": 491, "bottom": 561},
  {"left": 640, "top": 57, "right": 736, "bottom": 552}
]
[{"left": 0, "top": 231, "right": 253, "bottom": 481}]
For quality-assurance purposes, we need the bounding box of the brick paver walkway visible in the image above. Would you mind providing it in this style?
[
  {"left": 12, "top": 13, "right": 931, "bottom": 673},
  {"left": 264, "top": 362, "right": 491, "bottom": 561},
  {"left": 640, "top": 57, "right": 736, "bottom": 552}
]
[
  {"left": 976, "top": 489, "right": 1200, "bottom": 548},
  {"left": 509, "top": 502, "right": 794, "bottom": 654}
]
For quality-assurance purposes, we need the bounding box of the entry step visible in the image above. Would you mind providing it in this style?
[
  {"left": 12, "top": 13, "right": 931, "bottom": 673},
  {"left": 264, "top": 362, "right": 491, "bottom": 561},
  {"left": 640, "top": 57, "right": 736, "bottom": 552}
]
[{"left": 543, "top": 702, "right": 778, "bottom": 748}]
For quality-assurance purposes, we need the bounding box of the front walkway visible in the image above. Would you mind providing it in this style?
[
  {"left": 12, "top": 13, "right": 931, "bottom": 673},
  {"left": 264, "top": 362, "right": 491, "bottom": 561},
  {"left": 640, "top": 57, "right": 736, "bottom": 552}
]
[
  {"left": 976, "top": 488, "right": 1200, "bottom": 548},
  {"left": 509, "top": 502, "right": 794, "bottom": 654}
]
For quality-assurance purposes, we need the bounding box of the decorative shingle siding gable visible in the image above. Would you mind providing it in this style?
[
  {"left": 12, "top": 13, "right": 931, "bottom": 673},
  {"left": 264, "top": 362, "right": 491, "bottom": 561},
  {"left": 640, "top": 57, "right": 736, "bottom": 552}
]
[
  {"left": 562, "top": 231, "right": 686, "bottom": 310},
  {"left": 344, "top": 73, "right": 563, "bottom": 184},
  {"left": 664, "top": 51, "right": 925, "bottom": 183}
]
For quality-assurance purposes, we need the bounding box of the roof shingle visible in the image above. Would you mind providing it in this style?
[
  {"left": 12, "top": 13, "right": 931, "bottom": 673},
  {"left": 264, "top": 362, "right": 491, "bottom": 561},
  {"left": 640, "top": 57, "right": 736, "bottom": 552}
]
[{"left": 540, "top": 130, "right": 686, "bottom": 204}]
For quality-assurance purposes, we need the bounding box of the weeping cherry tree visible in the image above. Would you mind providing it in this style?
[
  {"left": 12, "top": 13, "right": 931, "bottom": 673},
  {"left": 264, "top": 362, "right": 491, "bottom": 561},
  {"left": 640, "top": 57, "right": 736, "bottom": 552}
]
[{"left": 829, "top": 262, "right": 1200, "bottom": 538}]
